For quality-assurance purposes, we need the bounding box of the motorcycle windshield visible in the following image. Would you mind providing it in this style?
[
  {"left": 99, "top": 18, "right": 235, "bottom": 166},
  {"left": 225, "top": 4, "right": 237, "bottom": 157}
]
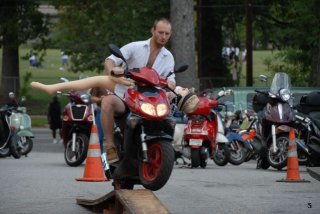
[{"left": 269, "top": 72, "right": 291, "bottom": 95}]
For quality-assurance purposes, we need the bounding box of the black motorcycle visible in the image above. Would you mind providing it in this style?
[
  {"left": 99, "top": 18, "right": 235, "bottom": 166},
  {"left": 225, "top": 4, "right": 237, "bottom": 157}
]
[
  {"left": 253, "top": 73, "right": 295, "bottom": 170},
  {"left": 294, "top": 91, "right": 320, "bottom": 166},
  {"left": 0, "top": 105, "right": 23, "bottom": 159}
]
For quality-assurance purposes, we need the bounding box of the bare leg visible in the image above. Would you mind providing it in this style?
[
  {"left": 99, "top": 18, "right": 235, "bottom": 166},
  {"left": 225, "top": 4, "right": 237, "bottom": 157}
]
[
  {"left": 100, "top": 95, "right": 126, "bottom": 163},
  {"left": 30, "top": 76, "right": 117, "bottom": 94}
]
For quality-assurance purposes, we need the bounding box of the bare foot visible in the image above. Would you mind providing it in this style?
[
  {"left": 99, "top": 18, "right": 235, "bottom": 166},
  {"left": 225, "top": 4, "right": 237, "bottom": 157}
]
[{"left": 30, "top": 82, "right": 56, "bottom": 94}]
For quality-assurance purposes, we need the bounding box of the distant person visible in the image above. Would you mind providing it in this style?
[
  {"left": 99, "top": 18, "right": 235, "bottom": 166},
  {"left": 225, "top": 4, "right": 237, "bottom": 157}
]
[
  {"left": 242, "top": 49, "right": 247, "bottom": 63},
  {"left": 29, "top": 54, "right": 37, "bottom": 68},
  {"left": 60, "top": 52, "right": 69, "bottom": 71},
  {"left": 47, "top": 96, "right": 62, "bottom": 144},
  {"left": 6, "top": 92, "right": 19, "bottom": 107}
]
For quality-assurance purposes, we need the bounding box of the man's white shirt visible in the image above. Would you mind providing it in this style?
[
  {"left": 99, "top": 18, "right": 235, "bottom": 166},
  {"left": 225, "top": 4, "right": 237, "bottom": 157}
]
[{"left": 107, "top": 39, "right": 175, "bottom": 98}]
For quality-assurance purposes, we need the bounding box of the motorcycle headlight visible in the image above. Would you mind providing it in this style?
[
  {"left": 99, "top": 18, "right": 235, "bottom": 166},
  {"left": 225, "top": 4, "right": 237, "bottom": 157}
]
[
  {"left": 141, "top": 103, "right": 156, "bottom": 116},
  {"left": 279, "top": 89, "right": 291, "bottom": 101},
  {"left": 80, "top": 94, "right": 90, "bottom": 103},
  {"left": 156, "top": 103, "right": 168, "bottom": 117}
]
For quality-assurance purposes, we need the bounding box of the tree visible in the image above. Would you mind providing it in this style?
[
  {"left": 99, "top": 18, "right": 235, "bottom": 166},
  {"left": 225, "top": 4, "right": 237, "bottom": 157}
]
[
  {"left": 272, "top": 0, "right": 320, "bottom": 86},
  {"left": 170, "top": 0, "right": 199, "bottom": 90},
  {"left": 0, "top": 0, "right": 49, "bottom": 100},
  {"left": 52, "top": 0, "right": 169, "bottom": 73}
]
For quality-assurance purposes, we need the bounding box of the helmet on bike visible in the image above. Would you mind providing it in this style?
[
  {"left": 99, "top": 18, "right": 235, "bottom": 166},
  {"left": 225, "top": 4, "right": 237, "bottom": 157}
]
[{"left": 177, "top": 92, "right": 199, "bottom": 114}]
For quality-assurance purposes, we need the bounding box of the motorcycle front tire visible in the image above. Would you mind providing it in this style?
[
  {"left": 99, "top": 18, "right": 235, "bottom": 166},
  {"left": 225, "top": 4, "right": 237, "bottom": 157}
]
[
  {"left": 267, "top": 133, "right": 289, "bottom": 170},
  {"left": 139, "top": 141, "right": 174, "bottom": 191},
  {"left": 0, "top": 147, "right": 10, "bottom": 158},
  {"left": 64, "top": 134, "right": 89, "bottom": 167},
  {"left": 21, "top": 137, "right": 33, "bottom": 156},
  {"left": 9, "top": 142, "right": 21, "bottom": 159},
  {"left": 229, "top": 140, "right": 247, "bottom": 165},
  {"left": 213, "top": 143, "right": 230, "bottom": 166}
]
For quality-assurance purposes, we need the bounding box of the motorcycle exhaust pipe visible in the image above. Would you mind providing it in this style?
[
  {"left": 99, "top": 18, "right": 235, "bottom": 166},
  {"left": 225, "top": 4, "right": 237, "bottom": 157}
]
[
  {"left": 272, "top": 125, "right": 278, "bottom": 153},
  {"left": 72, "top": 133, "right": 76, "bottom": 152}
]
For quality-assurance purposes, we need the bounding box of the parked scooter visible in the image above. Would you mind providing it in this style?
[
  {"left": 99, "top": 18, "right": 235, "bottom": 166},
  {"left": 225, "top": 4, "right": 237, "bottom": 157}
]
[
  {"left": 8, "top": 93, "right": 34, "bottom": 156},
  {"left": 60, "top": 79, "right": 93, "bottom": 167},
  {"left": 253, "top": 73, "right": 295, "bottom": 170},
  {"left": 294, "top": 91, "right": 320, "bottom": 166},
  {"left": 182, "top": 89, "right": 232, "bottom": 168},
  {"left": 0, "top": 105, "right": 23, "bottom": 159}
]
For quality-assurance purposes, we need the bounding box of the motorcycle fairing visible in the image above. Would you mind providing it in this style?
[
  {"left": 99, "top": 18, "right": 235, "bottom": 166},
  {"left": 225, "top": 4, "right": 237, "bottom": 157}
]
[
  {"left": 226, "top": 132, "right": 248, "bottom": 148},
  {"left": 129, "top": 67, "right": 161, "bottom": 86},
  {"left": 216, "top": 133, "right": 229, "bottom": 143},
  {"left": 124, "top": 86, "right": 170, "bottom": 120},
  {"left": 264, "top": 102, "right": 295, "bottom": 124},
  {"left": 16, "top": 130, "right": 34, "bottom": 137}
]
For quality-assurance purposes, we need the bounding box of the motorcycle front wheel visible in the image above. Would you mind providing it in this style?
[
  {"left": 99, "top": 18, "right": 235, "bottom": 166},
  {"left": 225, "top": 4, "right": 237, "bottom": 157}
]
[
  {"left": 139, "top": 141, "right": 174, "bottom": 191},
  {"left": 9, "top": 133, "right": 22, "bottom": 159},
  {"left": 0, "top": 147, "right": 10, "bottom": 158},
  {"left": 21, "top": 137, "right": 33, "bottom": 156},
  {"left": 229, "top": 140, "right": 247, "bottom": 165},
  {"left": 213, "top": 143, "right": 230, "bottom": 166},
  {"left": 64, "top": 134, "right": 89, "bottom": 167},
  {"left": 267, "top": 133, "right": 289, "bottom": 170}
]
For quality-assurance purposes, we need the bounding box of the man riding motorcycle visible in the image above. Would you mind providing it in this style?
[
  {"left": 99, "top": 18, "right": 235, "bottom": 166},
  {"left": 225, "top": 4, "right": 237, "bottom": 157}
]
[{"left": 102, "top": 17, "right": 176, "bottom": 178}]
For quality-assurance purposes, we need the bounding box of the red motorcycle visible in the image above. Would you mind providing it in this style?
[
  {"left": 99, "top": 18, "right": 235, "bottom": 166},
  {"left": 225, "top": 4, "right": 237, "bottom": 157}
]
[
  {"left": 108, "top": 44, "right": 189, "bottom": 191},
  {"left": 60, "top": 85, "right": 93, "bottom": 167},
  {"left": 183, "top": 89, "right": 231, "bottom": 168}
]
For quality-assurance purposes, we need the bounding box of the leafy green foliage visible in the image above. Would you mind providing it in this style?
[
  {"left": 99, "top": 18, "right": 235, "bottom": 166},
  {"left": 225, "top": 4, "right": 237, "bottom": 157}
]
[
  {"left": 20, "top": 71, "right": 33, "bottom": 98},
  {"left": 52, "top": 0, "right": 169, "bottom": 73}
]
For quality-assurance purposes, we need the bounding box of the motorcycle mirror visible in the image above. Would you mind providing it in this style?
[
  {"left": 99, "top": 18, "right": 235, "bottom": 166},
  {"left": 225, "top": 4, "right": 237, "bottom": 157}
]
[
  {"left": 258, "top": 75, "right": 268, "bottom": 82},
  {"left": 174, "top": 62, "right": 189, "bottom": 74},
  {"left": 217, "top": 90, "right": 225, "bottom": 97},
  {"left": 108, "top": 44, "right": 126, "bottom": 63},
  {"left": 60, "top": 77, "right": 69, "bottom": 82}
]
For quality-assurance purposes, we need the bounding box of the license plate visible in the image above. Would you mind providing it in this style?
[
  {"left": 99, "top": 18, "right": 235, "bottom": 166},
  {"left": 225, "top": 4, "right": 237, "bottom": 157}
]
[{"left": 189, "top": 139, "right": 202, "bottom": 146}]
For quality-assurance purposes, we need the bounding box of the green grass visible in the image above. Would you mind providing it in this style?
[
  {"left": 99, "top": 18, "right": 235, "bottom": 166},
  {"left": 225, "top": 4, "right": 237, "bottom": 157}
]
[
  {"left": 239, "top": 50, "right": 278, "bottom": 86},
  {"left": 1, "top": 48, "right": 275, "bottom": 126}
]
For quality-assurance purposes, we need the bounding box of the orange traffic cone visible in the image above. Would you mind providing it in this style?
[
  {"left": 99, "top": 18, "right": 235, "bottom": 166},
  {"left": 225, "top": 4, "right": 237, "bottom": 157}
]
[
  {"left": 76, "top": 124, "right": 108, "bottom": 182},
  {"left": 277, "top": 128, "right": 309, "bottom": 183}
]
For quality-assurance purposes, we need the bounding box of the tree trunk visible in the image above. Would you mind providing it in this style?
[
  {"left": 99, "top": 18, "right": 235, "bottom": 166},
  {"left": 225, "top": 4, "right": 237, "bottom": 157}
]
[
  {"left": 170, "top": 0, "right": 199, "bottom": 90},
  {"left": 1, "top": 33, "right": 20, "bottom": 101},
  {"left": 197, "top": 0, "right": 231, "bottom": 90},
  {"left": 310, "top": 45, "right": 320, "bottom": 87}
]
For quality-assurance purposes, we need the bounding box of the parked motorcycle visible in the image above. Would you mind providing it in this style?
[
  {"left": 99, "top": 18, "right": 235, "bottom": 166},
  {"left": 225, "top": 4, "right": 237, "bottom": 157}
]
[
  {"left": 222, "top": 108, "right": 249, "bottom": 165},
  {"left": 108, "top": 44, "right": 188, "bottom": 190},
  {"left": 8, "top": 93, "right": 34, "bottom": 156},
  {"left": 0, "top": 105, "right": 23, "bottom": 159},
  {"left": 182, "top": 89, "right": 232, "bottom": 168},
  {"left": 295, "top": 91, "right": 320, "bottom": 166},
  {"left": 253, "top": 73, "right": 295, "bottom": 170},
  {"left": 60, "top": 80, "right": 93, "bottom": 167}
]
